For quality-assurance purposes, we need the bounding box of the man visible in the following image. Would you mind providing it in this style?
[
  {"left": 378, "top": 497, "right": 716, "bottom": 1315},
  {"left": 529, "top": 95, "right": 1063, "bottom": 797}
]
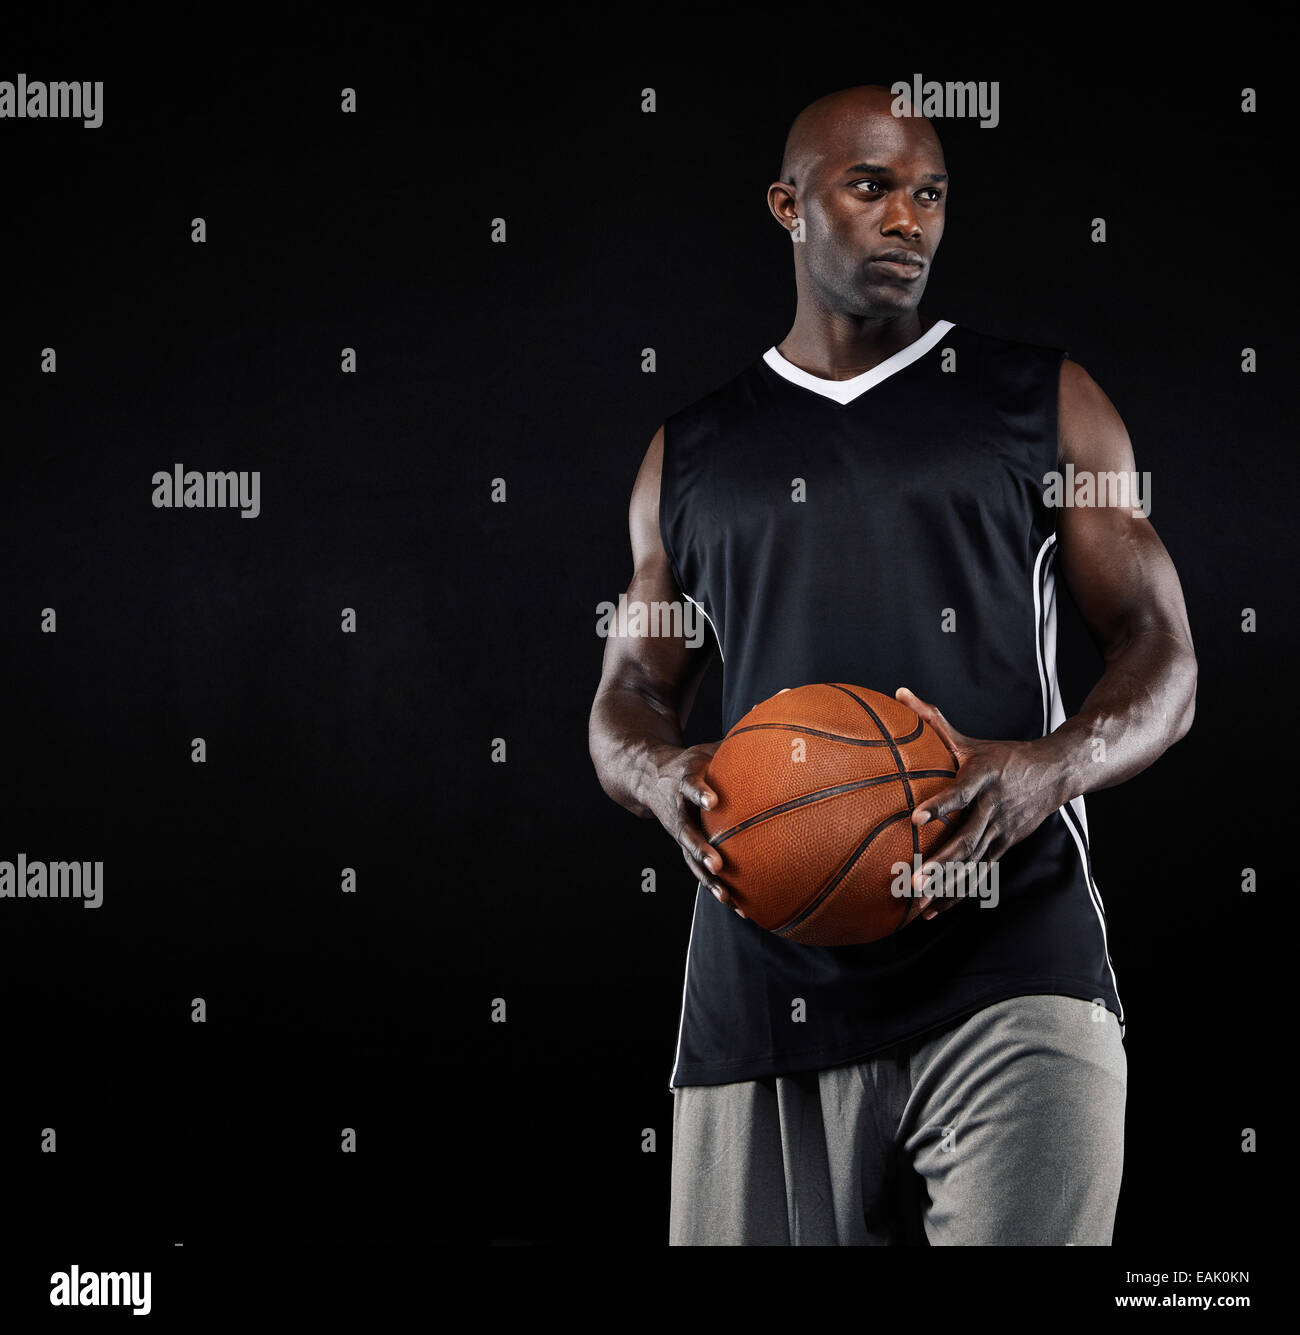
[{"left": 588, "top": 85, "right": 1196, "bottom": 1245}]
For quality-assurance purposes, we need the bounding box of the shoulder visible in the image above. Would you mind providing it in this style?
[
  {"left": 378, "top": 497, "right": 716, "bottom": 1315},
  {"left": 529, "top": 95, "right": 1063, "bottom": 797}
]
[
  {"left": 1058, "top": 355, "right": 1107, "bottom": 404},
  {"left": 1056, "top": 357, "right": 1132, "bottom": 467}
]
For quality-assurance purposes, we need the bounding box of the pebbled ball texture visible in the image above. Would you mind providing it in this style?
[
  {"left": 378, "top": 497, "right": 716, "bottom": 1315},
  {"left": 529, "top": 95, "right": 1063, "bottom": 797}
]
[{"left": 699, "top": 683, "right": 958, "bottom": 946}]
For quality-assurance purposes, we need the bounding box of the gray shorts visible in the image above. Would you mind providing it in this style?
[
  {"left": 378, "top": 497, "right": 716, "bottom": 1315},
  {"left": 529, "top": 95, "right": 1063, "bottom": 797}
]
[{"left": 669, "top": 994, "right": 1126, "bottom": 1246}]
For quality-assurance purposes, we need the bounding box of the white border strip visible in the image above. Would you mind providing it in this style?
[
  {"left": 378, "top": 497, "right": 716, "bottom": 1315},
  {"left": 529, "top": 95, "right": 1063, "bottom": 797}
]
[
  {"left": 683, "top": 590, "right": 723, "bottom": 663},
  {"left": 1034, "top": 533, "right": 1125, "bottom": 1027},
  {"left": 668, "top": 894, "right": 701, "bottom": 1091},
  {"left": 669, "top": 590, "right": 720, "bottom": 1088},
  {"left": 762, "top": 319, "right": 955, "bottom": 404}
]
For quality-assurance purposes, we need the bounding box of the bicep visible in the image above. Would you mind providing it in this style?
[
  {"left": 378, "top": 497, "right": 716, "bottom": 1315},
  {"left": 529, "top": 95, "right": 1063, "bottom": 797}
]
[{"left": 1055, "top": 359, "right": 1193, "bottom": 657}]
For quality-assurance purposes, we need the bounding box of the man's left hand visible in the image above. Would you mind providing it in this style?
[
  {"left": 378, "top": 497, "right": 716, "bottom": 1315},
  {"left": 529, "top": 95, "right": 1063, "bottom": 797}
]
[{"left": 894, "top": 686, "right": 1071, "bottom": 920}]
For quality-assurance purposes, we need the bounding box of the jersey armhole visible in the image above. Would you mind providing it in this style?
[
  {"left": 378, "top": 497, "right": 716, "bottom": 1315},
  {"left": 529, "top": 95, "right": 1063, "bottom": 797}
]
[
  {"left": 1051, "top": 346, "right": 1069, "bottom": 472},
  {"left": 658, "top": 417, "right": 689, "bottom": 596}
]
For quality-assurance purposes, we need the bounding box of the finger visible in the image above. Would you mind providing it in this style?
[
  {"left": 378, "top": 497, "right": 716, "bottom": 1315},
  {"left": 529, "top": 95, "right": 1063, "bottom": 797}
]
[
  {"left": 680, "top": 771, "right": 718, "bottom": 810},
  {"left": 676, "top": 828, "right": 747, "bottom": 918},
  {"left": 685, "top": 856, "right": 741, "bottom": 914},
  {"left": 895, "top": 684, "right": 949, "bottom": 731},
  {"left": 924, "top": 882, "right": 976, "bottom": 919},
  {"left": 722, "top": 886, "right": 747, "bottom": 918},
  {"left": 680, "top": 815, "right": 733, "bottom": 899},
  {"left": 913, "top": 822, "right": 988, "bottom": 889},
  {"left": 918, "top": 763, "right": 998, "bottom": 822},
  {"left": 680, "top": 821, "right": 723, "bottom": 878},
  {"left": 910, "top": 802, "right": 996, "bottom": 892},
  {"left": 895, "top": 686, "right": 969, "bottom": 760},
  {"left": 924, "top": 854, "right": 998, "bottom": 919},
  {"left": 913, "top": 776, "right": 983, "bottom": 826},
  {"left": 917, "top": 884, "right": 962, "bottom": 919},
  {"left": 912, "top": 892, "right": 948, "bottom": 922},
  {"left": 681, "top": 844, "right": 725, "bottom": 899},
  {"left": 698, "top": 877, "right": 746, "bottom": 917}
]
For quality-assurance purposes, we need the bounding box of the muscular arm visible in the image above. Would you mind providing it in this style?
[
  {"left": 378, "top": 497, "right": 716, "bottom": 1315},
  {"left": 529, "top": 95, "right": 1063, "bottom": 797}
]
[
  {"left": 899, "top": 357, "right": 1197, "bottom": 899},
  {"left": 1038, "top": 357, "right": 1197, "bottom": 799},
  {"left": 588, "top": 427, "right": 731, "bottom": 903}
]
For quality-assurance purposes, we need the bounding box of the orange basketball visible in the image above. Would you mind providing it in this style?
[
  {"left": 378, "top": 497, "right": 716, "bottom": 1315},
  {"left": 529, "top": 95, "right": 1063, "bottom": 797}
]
[{"left": 699, "top": 684, "right": 958, "bottom": 946}]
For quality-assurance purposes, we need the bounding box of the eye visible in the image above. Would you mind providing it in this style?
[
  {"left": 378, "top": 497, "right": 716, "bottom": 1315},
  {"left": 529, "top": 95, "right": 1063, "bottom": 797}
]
[
  {"left": 852, "top": 179, "right": 884, "bottom": 193},
  {"left": 918, "top": 188, "right": 944, "bottom": 201}
]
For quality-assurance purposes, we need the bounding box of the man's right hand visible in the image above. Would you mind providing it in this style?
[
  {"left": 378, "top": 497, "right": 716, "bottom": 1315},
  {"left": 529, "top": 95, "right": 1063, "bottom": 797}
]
[
  {"left": 646, "top": 741, "right": 742, "bottom": 914},
  {"left": 588, "top": 423, "right": 739, "bottom": 913}
]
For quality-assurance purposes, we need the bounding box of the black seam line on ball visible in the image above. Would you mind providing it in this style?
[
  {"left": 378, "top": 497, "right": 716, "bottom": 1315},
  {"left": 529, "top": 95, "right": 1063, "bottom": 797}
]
[
  {"left": 830, "top": 683, "right": 923, "bottom": 872},
  {"left": 775, "top": 809, "right": 915, "bottom": 936},
  {"left": 728, "top": 717, "right": 924, "bottom": 746},
  {"left": 707, "top": 770, "right": 956, "bottom": 846},
  {"left": 829, "top": 685, "right": 915, "bottom": 801}
]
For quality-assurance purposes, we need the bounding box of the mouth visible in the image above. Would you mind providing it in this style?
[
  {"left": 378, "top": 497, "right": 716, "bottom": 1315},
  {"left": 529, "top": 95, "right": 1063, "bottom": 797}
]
[{"left": 868, "top": 251, "right": 926, "bottom": 281}]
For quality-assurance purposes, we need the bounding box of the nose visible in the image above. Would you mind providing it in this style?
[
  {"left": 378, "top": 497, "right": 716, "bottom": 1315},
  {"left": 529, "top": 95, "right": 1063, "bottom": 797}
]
[{"left": 881, "top": 193, "right": 923, "bottom": 241}]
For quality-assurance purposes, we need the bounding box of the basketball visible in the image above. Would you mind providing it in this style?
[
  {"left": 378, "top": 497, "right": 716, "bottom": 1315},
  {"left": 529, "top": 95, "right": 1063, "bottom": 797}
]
[{"left": 699, "top": 683, "right": 959, "bottom": 946}]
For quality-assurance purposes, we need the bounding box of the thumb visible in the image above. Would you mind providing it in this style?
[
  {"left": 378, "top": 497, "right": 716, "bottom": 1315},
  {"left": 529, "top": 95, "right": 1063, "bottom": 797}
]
[
  {"left": 682, "top": 753, "right": 719, "bottom": 808},
  {"left": 895, "top": 686, "right": 969, "bottom": 761}
]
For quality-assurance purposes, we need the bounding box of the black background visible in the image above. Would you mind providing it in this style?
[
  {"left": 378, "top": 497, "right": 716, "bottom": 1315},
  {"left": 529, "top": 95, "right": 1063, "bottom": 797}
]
[{"left": 1, "top": 19, "right": 1281, "bottom": 1308}]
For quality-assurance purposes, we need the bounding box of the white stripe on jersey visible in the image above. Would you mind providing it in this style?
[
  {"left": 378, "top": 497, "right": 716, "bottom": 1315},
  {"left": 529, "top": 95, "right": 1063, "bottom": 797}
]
[{"left": 1033, "top": 532, "right": 1125, "bottom": 1029}]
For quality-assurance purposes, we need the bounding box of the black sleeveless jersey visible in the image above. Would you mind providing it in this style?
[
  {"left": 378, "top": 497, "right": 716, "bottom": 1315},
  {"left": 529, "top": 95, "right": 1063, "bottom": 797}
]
[{"left": 659, "top": 320, "right": 1124, "bottom": 1090}]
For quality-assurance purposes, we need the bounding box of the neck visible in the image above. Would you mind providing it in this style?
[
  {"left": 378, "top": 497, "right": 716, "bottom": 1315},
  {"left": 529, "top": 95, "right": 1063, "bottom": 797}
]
[{"left": 776, "top": 303, "right": 932, "bottom": 381}]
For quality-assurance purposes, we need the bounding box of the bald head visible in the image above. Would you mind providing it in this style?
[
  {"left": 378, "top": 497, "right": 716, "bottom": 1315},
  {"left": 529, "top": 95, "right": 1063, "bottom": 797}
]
[
  {"left": 780, "top": 84, "right": 941, "bottom": 187},
  {"left": 768, "top": 84, "right": 948, "bottom": 322}
]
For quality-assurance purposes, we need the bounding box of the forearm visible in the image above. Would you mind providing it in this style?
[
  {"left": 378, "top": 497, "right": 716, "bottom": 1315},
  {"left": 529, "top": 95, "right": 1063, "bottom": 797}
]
[
  {"left": 1038, "top": 627, "right": 1197, "bottom": 805},
  {"left": 589, "top": 686, "right": 686, "bottom": 818}
]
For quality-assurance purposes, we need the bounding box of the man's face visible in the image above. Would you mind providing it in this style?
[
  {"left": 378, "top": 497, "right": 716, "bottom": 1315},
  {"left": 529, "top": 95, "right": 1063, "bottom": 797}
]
[{"left": 799, "top": 112, "right": 947, "bottom": 318}]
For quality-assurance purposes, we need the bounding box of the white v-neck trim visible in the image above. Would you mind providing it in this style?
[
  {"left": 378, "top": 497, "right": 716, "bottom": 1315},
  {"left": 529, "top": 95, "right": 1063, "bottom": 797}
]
[{"left": 762, "top": 319, "right": 955, "bottom": 404}]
